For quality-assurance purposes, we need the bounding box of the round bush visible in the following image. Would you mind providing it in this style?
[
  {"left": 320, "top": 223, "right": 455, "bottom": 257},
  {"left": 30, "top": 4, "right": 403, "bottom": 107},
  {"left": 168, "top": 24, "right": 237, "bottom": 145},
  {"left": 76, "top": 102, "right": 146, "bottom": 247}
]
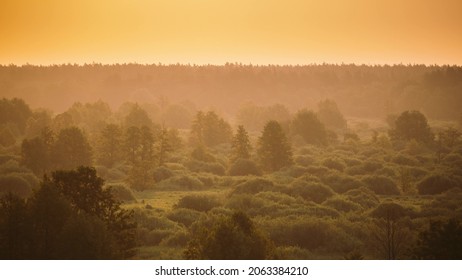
[
  {"left": 321, "top": 172, "right": 363, "bottom": 194},
  {"left": 289, "top": 177, "right": 334, "bottom": 203},
  {"left": 417, "top": 174, "right": 460, "bottom": 195},
  {"left": 158, "top": 175, "right": 205, "bottom": 191},
  {"left": 344, "top": 187, "right": 380, "bottom": 209},
  {"left": 361, "top": 175, "right": 400, "bottom": 195},
  {"left": 108, "top": 184, "right": 136, "bottom": 202},
  {"left": 322, "top": 158, "right": 346, "bottom": 172},
  {"left": 228, "top": 158, "right": 261, "bottom": 176},
  {"left": 167, "top": 208, "right": 203, "bottom": 227},
  {"left": 153, "top": 166, "right": 174, "bottom": 182},
  {"left": 185, "top": 160, "right": 226, "bottom": 176}
]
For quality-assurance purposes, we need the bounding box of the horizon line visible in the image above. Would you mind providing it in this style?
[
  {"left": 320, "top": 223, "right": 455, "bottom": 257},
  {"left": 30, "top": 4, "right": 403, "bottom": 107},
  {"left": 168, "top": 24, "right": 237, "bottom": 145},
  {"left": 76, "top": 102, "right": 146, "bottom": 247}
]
[{"left": 1, "top": 62, "right": 461, "bottom": 68}]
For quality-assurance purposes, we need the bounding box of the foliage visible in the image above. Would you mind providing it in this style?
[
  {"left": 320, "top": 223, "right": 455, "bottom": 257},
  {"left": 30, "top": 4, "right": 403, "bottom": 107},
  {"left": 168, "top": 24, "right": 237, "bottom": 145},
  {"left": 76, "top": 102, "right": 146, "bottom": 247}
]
[
  {"left": 190, "top": 111, "right": 232, "bottom": 147},
  {"left": 109, "top": 184, "right": 136, "bottom": 202},
  {"left": 228, "top": 158, "right": 261, "bottom": 176},
  {"left": 257, "top": 121, "right": 293, "bottom": 172},
  {"left": 416, "top": 173, "right": 460, "bottom": 195},
  {"left": 291, "top": 110, "right": 327, "bottom": 145},
  {"left": 413, "top": 219, "right": 462, "bottom": 259},
  {"left": 185, "top": 211, "right": 274, "bottom": 259},
  {"left": 289, "top": 177, "right": 334, "bottom": 203},
  {"left": 389, "top": 110, "right": 434, "bottom": 144},
  {"left": 230, "top": 125, "right": 252, "bottom": 162},
  {"left": 97, "top": 124, "right": 123, "bottom": 167},
  {"left": 317, "top": 99, "right": 347, "bottom": 130},
  {"left": 361, "top": 175, "right": 400, "bottom": 195},
  {"left": 51, "top": 127, "right": 93, "bottom": 170}
]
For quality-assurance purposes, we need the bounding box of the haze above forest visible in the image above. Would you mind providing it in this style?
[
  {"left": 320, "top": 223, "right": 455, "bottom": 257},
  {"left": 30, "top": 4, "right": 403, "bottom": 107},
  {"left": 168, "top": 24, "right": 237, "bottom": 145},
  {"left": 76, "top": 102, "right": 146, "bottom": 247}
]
[{"left": 1, "top": 64, "right": 461, "bottom": 123}]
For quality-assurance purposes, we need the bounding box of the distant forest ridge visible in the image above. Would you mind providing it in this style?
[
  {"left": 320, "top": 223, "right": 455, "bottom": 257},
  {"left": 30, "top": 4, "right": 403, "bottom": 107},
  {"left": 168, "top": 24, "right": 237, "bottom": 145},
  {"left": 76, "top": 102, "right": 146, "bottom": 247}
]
[{"left": 1, "top": 64, "right": 461, "bottom": 120}]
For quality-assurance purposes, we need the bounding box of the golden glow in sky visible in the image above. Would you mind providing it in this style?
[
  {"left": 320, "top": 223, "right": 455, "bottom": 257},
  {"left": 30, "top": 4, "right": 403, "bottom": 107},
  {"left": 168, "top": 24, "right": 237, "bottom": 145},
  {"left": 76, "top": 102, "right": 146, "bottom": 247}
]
[{"left": 1, "top": 0, "right": 461, "bottom": 65}]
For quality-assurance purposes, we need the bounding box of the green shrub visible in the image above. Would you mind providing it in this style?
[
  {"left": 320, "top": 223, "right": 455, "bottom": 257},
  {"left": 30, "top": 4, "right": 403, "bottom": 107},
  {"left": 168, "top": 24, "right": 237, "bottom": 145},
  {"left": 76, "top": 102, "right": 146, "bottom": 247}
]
[
  {"left": 344, "top": 187, "right": 380, "bottom": 209},
  {"left": 322, "top": 158, "right": 346, "bottom": 172},
  {"left": 157, "top": 175, "right": 205, "bottom": 191},
  {"left": 323, "top": 196, "right": 362, "bottom": 212},
  {"left": 185, "top": 160, "right": 226, "bottom": 176},
  {"left": 294, "top": 155, "right": 316, "bottom": 167},
  {"left": 108, "top": 184, "right": 136, "bottom": 202},
  {"left": 166, "top": 208, "right": 204, "bottom": 227},
  {"left": 361, "top": 175, "right": 400, "bottom": 195},
  {"left": 305, "top": 166, "right": 331, "bottom": 177},
  {"left": 265, "top": 218, "right": 352, "bottom": 252},
  {"left": 417, "top": 174, "right": 460, "bottom": 195},
  {"left": 289, "top": 177, "right": 334, "bottom": 203},
  {"left": 321, "top": 172, "right": 363, "bottom": 194},
  {"left": 160, "top": 229, "right": 190, "bottom": 247},
  {"left": 228, "top": 158, "right": 261, "bottom": 176},
  {"left": 231, "top": 178, "right": 285, "bottom": 196},
  {"left": 153, "top": 166, "right": 174, "bottom": 182},
  {"left": 175, "top": 194, "right": 221, "bottom": 212}
]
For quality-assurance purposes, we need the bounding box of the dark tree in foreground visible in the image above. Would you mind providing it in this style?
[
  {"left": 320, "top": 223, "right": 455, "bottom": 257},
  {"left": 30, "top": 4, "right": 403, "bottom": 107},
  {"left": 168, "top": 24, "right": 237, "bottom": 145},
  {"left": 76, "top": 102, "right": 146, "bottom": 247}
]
[
  {"left": 184, "top": 211, "right": 274, "bottom": 259},
  {"left": 369, "top": 202, "right": 409, "bottom": 260},
  {"left": 414, "top": 219, "right": 462, "bottom": 259},
  {"left": 0, "top": 167, "right": 136, "bottom": 259},
  {"left": 389, "top": 110, "right": 434, "bottom": 144},
  {"left": 257, "top": 121, "right": 292, "bottom": 172}
]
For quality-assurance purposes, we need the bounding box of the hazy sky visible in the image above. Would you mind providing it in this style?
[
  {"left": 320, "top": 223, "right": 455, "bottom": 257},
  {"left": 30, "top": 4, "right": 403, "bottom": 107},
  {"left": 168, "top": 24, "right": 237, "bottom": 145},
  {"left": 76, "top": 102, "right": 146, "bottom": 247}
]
[{"left": 1, "top": 0, "right": 461, "bottom": 65}]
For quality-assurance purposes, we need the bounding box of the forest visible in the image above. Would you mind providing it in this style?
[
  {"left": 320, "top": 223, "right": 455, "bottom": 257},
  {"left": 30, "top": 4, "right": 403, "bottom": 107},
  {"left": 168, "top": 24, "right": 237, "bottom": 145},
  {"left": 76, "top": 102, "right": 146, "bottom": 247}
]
[{"left": 0, "top": 64, "right": 461, "bottom": 259}]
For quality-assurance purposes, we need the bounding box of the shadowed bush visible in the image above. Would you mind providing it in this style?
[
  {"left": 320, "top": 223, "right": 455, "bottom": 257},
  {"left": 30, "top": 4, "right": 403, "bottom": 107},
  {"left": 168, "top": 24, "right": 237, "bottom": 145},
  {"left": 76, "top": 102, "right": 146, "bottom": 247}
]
[
  {"left": 185, "top": 160, "right": 226, "bottom": 176},
  {"left": 228, "top": 158, "right": 261, "bottom": 176},
  {"left": 157, "top": 175, "right": 205, "bottom": 191},
  {"left": 322, "top": 158, "right": 346, "bottom": 172},
  {"left": 108, "top": 184, "right": 136, "bottom": 202},
  {"left": 361, "top": 175, "right": 400, "bottom": 195},
  {"left": 417, "top": 174, "right": 460, "bottom": 195},
  {"left": 289, "top": 177, "right": 334, "bottom": 203},
  {"left": 344, "top": 187, "right": 380, "bottom": 209},
  {"left": 153, "top": 166, "right": 174, "bottom": 182},
  {"left": 320, "top": 172, "right": 363, "bottom": 194},
  {"left": 166, "top": 208, "right": 204, "bottom": 227}
]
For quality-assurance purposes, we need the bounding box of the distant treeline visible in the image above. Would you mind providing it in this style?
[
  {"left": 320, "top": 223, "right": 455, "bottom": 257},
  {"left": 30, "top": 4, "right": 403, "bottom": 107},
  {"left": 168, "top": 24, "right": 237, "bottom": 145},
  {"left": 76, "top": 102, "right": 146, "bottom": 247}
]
[{"left": 1, "top": 64, "right": 461, "bottom": 120}]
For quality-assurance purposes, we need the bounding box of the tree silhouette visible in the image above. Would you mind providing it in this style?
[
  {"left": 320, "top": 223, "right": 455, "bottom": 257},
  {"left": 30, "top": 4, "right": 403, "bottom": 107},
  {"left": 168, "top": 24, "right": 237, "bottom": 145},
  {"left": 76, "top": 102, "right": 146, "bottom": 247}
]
[
  {"left": 231, "top": 125, "right": 252, "bottom": 162},
  {"left": 370, "top": 202, "right": 408, "bottom": 259},
  {"left": 185, "top": 211, "right": 274, "bottom": 259},
  {"left": 257, "top": 120, "right": 293, "bottom": 172},
  {"left": 51, "top": 127, "right": 92, "bottom": 170},
  {"left": 389, "top": 110, "right": 434, "bottom": 144},
  {"left": 97, "top": 124, "right": 123, "bottom": 168},
  {"left": 291, "top": 109, "right": 328, "bottom": 145},
  {"left": 190, "top": 111, "right": 232, "bottom": 147}
]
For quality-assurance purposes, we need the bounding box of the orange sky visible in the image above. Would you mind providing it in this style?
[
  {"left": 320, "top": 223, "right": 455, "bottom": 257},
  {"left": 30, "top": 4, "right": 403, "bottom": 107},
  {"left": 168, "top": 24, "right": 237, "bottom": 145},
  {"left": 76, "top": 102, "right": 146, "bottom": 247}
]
[{"left": 1, "top": 0, "right": 461, "bottom": 65}]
